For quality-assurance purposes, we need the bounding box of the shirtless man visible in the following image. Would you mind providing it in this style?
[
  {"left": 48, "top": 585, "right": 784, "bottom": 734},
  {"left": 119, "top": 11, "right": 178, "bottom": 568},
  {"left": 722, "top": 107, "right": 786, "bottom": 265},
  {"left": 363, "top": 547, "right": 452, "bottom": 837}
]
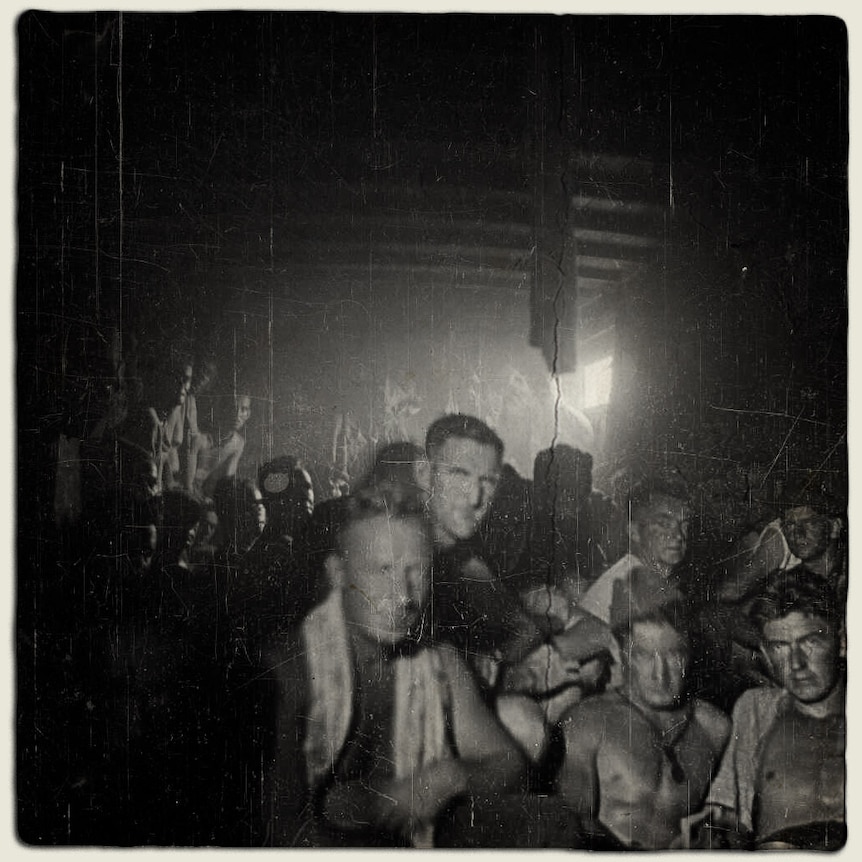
[
  {"left": 514, "top": 476, "right": 691, "bottom": 723},
  {"left": 697, "top": 567, "right": 846, "bottom": 850},
  {"left": 264, "top": 481, "right": 527, "bottom": 847},
  {"left": 709, "top": 482, "right": 846, "bottom": 707},
  {"left": 556, "top": 571, "right": 730, "bottom": 849}
]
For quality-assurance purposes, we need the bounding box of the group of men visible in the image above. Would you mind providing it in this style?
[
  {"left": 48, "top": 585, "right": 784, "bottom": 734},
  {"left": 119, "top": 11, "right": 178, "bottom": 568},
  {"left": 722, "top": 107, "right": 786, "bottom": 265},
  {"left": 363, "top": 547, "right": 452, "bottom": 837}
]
[{"left": 260, "top": 412, "right": 847, "bottom": 849}]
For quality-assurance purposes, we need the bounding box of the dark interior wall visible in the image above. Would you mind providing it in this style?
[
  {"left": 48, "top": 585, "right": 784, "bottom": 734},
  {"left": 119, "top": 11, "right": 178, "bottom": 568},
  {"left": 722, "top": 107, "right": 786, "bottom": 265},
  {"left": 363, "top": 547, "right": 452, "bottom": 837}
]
[{"left": 17, "top": 11, "right": 848, "bottom": 519}]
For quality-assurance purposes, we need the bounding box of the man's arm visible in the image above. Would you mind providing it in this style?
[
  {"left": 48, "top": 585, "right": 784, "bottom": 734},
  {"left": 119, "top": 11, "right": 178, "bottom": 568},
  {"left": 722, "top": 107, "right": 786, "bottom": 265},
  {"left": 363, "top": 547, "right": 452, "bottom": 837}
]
[
  {"left": 261, "top": 648, "right": 315, "bottom": 846},
  {"left": 555, "top": 700, "right": 603, "bottom": 823},
  {"left": 367, "top": 645, "right": 529, "bottom": 839},
  {"left": 718, "top": 525, "right": 788, "bottom": 602}
]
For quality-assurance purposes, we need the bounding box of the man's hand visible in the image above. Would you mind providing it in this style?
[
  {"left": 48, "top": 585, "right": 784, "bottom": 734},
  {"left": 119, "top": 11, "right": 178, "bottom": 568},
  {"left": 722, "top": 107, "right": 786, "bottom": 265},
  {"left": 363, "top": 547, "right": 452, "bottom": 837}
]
[
  {"left": 677, "top": 804, "right": 747, "bottom": 850},
  {"left": 324, "top": 760, "right": 469, "bottom": 842},
  {"left": 373, "top": 759, "right": 469, "bottom": 839}
]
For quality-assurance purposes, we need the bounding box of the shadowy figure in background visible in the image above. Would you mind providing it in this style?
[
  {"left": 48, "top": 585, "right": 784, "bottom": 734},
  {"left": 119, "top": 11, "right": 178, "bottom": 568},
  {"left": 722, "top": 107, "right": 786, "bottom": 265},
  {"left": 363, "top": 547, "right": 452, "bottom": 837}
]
[
  {"left": 258, "top": 455, "right": 315, "bottom": 550},
  {"left": 199, "top": 393, "right": 253, "bottom": 499},
  {"left": 183, "top": 358, "right": 218, "bottom": 496},
  {"left": 358, "top": 440, "right": 427, "bottom": 493},
  {"left": 520, "top": 445, "right": 621, "bottom": 631},
  {"left": 480, "top": 461, "right": 533, "bottom": 591},
  {"left": 120, "top": 486, "right": 232, "bottom": 844}
]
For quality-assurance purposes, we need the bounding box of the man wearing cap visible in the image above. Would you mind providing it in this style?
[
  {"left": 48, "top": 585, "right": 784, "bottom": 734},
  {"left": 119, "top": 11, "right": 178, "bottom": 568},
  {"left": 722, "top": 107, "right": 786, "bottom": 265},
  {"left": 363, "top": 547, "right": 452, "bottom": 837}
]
[{"left": 555, "top": 569, "right": 730, "bottom": 850}]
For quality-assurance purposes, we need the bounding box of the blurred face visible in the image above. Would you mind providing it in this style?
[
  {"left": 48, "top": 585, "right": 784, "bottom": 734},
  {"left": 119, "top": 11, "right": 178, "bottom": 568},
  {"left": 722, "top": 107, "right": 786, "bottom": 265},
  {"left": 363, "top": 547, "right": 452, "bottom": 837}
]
[
  {"left": 762, "top": 611, "right": 840, "bottom": 704},
  {"left": 176, "top": 364, "right": 193, "bottom": 405},
  {"left": 198, "top": 510, "right": 218, "bottom": 544},
  {"left": 339, "top": 516, "right": 431, "bottom": 647},
  {"left": 624, "top": 619, "right": 690, "bottom": 711},
  {"left": 428, "top": 437, "right": 501, "bottom": 546},
  {"left": 781, "top": 506, "right": 836, "bottom": 562},
  {"left": 635, "top": 494, "right": 690, "bottom": 574},
  {"left": 234, "top": 395, "right": 252, "bottom": 430},
  {"left": 293, "top": 468, "right": 315, "bottom": 515},
  {"left": 193, "top": 362, "right": 215, "bottom": 394}
]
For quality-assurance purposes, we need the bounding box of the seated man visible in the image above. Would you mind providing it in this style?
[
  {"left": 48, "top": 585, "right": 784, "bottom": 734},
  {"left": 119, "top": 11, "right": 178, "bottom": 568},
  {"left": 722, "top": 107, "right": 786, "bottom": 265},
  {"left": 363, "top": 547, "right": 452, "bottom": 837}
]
[
  {"left": 718, "top": 480, "right": 845, "bottom": 604},
  {"left": 556, "top": 569, "right": 730, "bottom": 850},
  {"left": 708, "top": 482, "right": 846, "bottom": 706},
  {"left": 695, "top": 567, "right": 846, "bottom": 850},
  {"left": 509, "top": 475, "right": 691, "bottom": 722},
  {"left": 416, "top": 414, "right": 551, "bottom": 761},
  {"left": 263, "top": 482, "right": 528, "bottom": 847},
  {"left": 415, "top": 414, "right": 548, "bottom": 675}
]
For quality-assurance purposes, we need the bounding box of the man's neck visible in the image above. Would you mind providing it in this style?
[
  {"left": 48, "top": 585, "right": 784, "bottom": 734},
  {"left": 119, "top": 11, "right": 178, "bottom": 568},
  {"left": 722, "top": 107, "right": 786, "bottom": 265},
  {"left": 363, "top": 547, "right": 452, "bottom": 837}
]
[
  {"left": 624, "top": 690, "right": 691, "bottom": 735},
  {"left": 793, "top": 678, "right": 845, "bottom": 719},
  {"left": 433, "top": 523, "right": 457, "bottom": 549},
  {"left": 805, "top": 545, "right": 840, "bottom": 580}
]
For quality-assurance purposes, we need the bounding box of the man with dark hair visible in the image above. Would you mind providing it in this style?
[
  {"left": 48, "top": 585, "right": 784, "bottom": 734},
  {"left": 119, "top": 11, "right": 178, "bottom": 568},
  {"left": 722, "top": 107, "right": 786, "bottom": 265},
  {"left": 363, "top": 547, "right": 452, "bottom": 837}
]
[
  {"left": 415, "top": 414, "right": 549, "bottom": 761},
  {"left": 419, "top": 413, "right": 504, "bottom": 548},
  {"left": 556, "top": 569, "right": 730, "bottom": 849},
  {"left": 524, "top": 474, "right": 691, "bottom": 716},
  {"left": 719, "top": 479, "right": 845, "bottom": 605},
  {"left": 263, "top": 481, "right": 527, "bottom": 847},
  {"left": 414, "top": 414, "right": 544, "bottom": 667},
  {"left": 694, "top": 566, "right": 846, "bottom": 850},
  {"left": 577, "top": 474, "right": 692, "bottom": 623},
  {"left": 709, "top": 479, "right": 846, "bottom": 709}
]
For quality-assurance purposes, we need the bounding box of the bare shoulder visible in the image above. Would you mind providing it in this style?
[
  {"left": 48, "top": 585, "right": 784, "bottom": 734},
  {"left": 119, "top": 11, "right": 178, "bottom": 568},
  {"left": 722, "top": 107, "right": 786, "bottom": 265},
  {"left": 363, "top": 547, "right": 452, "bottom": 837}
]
[{"left": 559, "top": 691, "right": 625, "bottom": 741}]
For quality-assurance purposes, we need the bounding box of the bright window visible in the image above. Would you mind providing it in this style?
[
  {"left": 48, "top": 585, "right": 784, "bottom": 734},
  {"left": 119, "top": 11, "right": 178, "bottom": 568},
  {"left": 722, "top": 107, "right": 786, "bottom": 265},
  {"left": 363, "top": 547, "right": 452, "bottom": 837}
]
[{"left": 583, "top": 355, "right": 613, "bottom": 408}]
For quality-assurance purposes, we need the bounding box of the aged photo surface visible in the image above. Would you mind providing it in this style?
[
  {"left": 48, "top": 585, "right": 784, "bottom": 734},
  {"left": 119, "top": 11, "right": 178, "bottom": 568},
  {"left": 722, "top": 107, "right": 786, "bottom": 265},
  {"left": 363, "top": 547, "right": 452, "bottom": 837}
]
[{"left": 16, "top": 9, "right": 848, "bottom": 850}]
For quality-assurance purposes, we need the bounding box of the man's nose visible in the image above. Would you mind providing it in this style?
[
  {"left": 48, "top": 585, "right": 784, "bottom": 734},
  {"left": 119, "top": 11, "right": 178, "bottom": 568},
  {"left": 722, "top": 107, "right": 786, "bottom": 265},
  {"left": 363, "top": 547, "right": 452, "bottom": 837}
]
[
  {"left": 462, "top": 477, "right": 483, "bottom": 508},
  {"left": 401, "top": 564, "right": 426, "bottom": 605},
  {"left": 790, "top": 642, "right": 807, "bottom": 670},
  {"left": 653, "top": 657, "right": 671, "bottom": 685}
]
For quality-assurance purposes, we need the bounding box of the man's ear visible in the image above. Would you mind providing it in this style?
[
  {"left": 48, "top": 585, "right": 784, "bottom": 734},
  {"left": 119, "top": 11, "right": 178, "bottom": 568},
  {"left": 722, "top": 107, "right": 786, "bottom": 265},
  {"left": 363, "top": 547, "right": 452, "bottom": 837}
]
[
  {"left": 324, "top": 552, "right": 345, "bottom": 591},
  {"left": 758, "top": 643, "right": 775, "bottom": 677},
  {"left": 414, "top": 457, "right": 431, "bottom": 493},
  {"left": 830, "top": 516, "right": 844, "bottom": 541}
]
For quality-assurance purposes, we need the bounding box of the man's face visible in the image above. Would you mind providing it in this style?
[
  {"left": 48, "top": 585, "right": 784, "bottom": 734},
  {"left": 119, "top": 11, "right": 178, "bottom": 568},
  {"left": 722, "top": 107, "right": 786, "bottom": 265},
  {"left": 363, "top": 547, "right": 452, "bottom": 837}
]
[
  {"left": 781, "top": 506, "right": 836, "bottom": 562},
  {"left": 176, "top": 364, "right": 193, "bottom": 405},
  {"left": 634, "top": 494, "right": 690, "bottom": 574},
  {"left": 427, "top": 437, "right": 501, "bottom": 545},
  {"left": 234, "top": 395, "right": 252, "bottom": 430},
  {"left": 762, "top": 611, "right": 841, "bottom": 704},
  {"left": 339, "top": 516, "right": 431, "bottom": 647},
  {"left": 624, "top": 619, "right": 690, "bottom": 710}
]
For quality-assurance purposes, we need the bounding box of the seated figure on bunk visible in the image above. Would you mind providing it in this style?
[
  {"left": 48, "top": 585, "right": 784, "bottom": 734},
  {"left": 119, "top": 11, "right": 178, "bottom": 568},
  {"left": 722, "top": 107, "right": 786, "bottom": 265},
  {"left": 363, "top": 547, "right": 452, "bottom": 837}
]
[
  {"left": 263, "top": 481, "right": 528, "bottom": 848},
  {"left": 556, "top": 568, "right": 730, "bottom": 850},
  {"left": 188, "top": 391, "right": 253, "bottom": 499},
  {"left": 694, "top": 566, "right": 846, "bottom": 850}
]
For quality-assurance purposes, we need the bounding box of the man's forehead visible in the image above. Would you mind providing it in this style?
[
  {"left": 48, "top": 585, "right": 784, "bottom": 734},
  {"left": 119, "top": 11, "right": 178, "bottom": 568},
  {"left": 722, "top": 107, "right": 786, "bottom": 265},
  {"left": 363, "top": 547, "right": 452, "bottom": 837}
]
[
  {"left": 644, "top": 494, "right": 689, "bottom": 518},
  {"left": 343, "top": 514, "right": 429, "bottom": 555},
  {"left": 783, "top": 505, "right": 821, "bottom": 521},
  {"left": 763, "top": 611, "right": 831, "bottom": 640},
  {"left": 434, "top": 436, "right": 501, "bottom": 471},
  {"left": 630, "top": 618, "right": 687, "bottom": 647}
]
